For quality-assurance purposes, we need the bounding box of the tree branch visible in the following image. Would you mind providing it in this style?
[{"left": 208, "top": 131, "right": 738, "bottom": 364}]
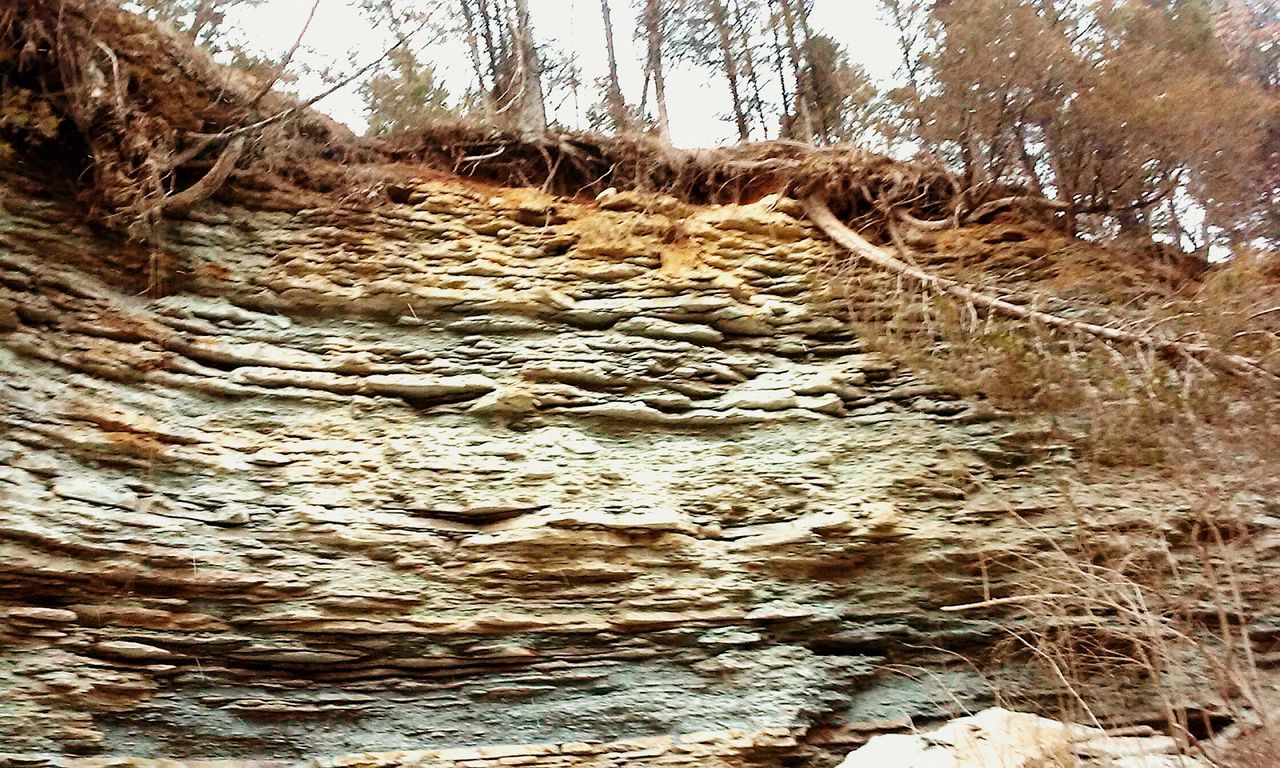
[
  {"left": 248, "top": 0, "right": 321, "bottom": 108},
  {"left": 187, "top": 14, "right": 433, "bottom": 145}
]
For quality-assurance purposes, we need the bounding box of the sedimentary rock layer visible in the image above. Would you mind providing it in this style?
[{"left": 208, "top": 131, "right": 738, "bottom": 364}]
[{"left": 0, "top": 173, "right": 1272, "bottom": 762}]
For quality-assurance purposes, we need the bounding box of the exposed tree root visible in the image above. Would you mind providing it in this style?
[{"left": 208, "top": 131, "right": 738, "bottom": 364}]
[
  {"left": 803, "top": 196, "right": 1277, "bottom": 382},
  {"left": 3, "top": 0, "right": 967, "bottom": 237},
  {"left": 0, "top": 0, "right": 356, "bottom": 239},
  {"left": 964, "top": 195, "right": 1069, "bottom": 224},
  {"left": 157, "top": 136, "right": 247, "bottom": 215},
  {"left": 378, "top": 124, "right": 964, "bottom": 222}
]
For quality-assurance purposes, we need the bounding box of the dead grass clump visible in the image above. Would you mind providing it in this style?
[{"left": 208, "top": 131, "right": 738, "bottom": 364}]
[
  {"left": 1215, "top": 724, "right": 1280, "bottom": 767},
  {"left": 945, "top": 487, "right": 1274, "bottom": 755},
  {"left": 850, "top": 239, "right": 1280, "bottom": 755}
]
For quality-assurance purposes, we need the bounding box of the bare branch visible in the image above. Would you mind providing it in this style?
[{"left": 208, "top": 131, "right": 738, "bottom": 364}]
[{"left": 247, "top": 0, "right": 321, "bottom": 108}]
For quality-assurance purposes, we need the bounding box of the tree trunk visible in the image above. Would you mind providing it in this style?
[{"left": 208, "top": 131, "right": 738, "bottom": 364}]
[
  {"left": 709, "top": 0, "right": 750, "bottom": 141},
  {"left": 768, "top": 22, "right": 795, "bottom": 138},
  {"left": 1014, "top": 122, "right": 1046, "bottom": 198},
  {"left": 474, "top": 0, "right": 546, "bottom": 137},
  {"left": 730, "top": 0, "right": 770, "bottom": 137},
  {"left": 475, "top": 0, "right": 503, "bottom": 97},
  {"left": 188, "top": 0, "right": 218, "bottom": 42},
  {"left": 599, "top": 0, "right": 630, "bottom": 131},
  {"left": 643, "top": 0, "right": 672, "bottom": 143},
  {"left": 790, "top": 0, "right": 825, "bottom": 140},
  {"left": 506, "top": 0, "right": 547, "bottom": 137},
  {"left": 774, "top": 0, "right": 814, "bottom": 143},
  {"left": 1038, "top": 118, "right": 1077, "bottom": 234},
  {"left": 460, "top": 1, "right": 497, "bottom": 114}
]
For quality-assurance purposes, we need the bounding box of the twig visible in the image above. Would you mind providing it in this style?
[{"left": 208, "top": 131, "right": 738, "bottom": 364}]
[
  {"left": 188, "top": 15, "right": 434, "bottom": 144},
  {"left": 247, "top": 0, "right": 322, "bottom": 108}
]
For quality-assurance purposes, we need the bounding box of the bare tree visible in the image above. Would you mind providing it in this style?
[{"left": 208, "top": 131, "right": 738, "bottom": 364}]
[
  {"left": 598, "top": 0, "right": 631, "bottom": 131},
  {"left": 770, "top": 0, "right": 815, "bottom": 142},
  {"left": 457, "top": 0, "right": 548, "bottom": 136},
  {"left": 459, "top": 2, "right": 498, "bottom": 115},
  {"left": 706, "top": 0, "right": 750, "bottom": 141},
  {"left": 730, "top": 0, "right": 771, "bottom": 136},
  {"left": 642, "top": 0, "right": 672, "bottom": 142},
  {"left": 506, "top": 0, "right": 547, "bottom": 136}
]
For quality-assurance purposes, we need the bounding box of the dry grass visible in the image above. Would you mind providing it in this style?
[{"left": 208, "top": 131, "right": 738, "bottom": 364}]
[
  {"left": 1215, "top": 724, "right": 1280, "bottom": 767},
  {"left": 839, "top": 232, "right": 1280, "bottom": 757},
  {"left": 948, "top": 489, "right": 1272, "bottom": 748},
  {"left": 844, "top": 240, "right": 1280, "bottom": 468}
]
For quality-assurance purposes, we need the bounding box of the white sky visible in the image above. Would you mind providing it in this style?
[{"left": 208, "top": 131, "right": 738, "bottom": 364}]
[{"left": 223, "top": 0, "right": 901, "bottom": 147}]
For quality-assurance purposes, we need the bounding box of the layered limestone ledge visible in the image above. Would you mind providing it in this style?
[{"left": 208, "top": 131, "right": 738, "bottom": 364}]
[
  {"left": 11, "top": 726, "right": 874, "bottom": 768},
  {"left": 1, "top": 172, "right": 1275, "bottom": 762}
]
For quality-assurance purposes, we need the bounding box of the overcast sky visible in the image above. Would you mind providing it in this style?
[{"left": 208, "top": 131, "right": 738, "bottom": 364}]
[{"left": 223, "top": 0, "right": 901, "bottom": 147}]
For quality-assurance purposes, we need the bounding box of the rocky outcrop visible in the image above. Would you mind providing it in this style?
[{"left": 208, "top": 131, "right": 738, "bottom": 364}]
[
  {"left": 43, "top": 729, "right": 816, "bottom": 768},
  {"left": 0, "top": 170, "right": 1273, "bottom": 763},
  {"left": 840, "top": 708, "right": 1208, "bottom": 768}
]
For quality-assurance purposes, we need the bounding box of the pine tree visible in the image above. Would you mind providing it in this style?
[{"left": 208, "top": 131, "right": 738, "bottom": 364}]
[
  {"left": 797, "top": 35, "right": 880, "bottom": 146},
  {"left": 352, "top": 1, "right": 453, "bottom": 134},
  {"left": 361, "top": 49, "right": 452, "bottom": 134}
]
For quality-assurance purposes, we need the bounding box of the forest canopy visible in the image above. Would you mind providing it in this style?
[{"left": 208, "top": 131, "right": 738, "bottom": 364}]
[
  {"left": 121, "top": 0, "right": 1277, "bottom": 251},
  {"left": 1, "top": 0, "right": 1275, "bottom": 253}
]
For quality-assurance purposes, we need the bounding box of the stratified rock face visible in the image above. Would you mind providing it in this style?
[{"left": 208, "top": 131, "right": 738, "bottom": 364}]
[{"left": 0, "top": 174, "right": 1212, "bottom": 761}]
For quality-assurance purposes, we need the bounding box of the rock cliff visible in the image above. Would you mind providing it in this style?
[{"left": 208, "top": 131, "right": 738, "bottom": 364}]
[{"left": 0, "top": 166, "right": 1275, "bottom": 764}]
